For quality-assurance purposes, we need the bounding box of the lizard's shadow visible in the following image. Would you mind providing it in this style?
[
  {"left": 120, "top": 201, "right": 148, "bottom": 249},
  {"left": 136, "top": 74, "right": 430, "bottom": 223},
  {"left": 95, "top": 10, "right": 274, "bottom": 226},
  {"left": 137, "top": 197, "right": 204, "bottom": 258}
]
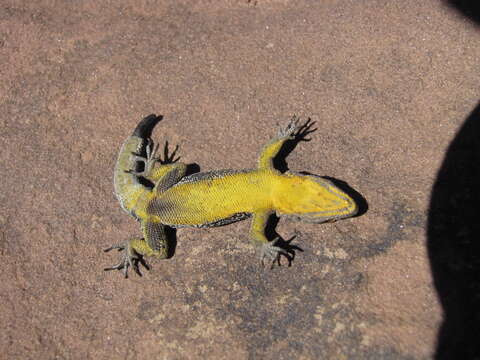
[
  {"left": 264, "top": 214, "right": 302, "bottom": 266},
  {"left": 164, "top": 225, "right": 177, "bottom": 259}
]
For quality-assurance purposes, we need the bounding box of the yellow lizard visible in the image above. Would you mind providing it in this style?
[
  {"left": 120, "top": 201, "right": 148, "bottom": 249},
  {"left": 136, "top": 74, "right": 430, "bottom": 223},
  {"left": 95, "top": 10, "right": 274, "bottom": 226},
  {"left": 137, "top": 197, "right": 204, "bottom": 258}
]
[{"left": 105, "top": 114, "right": 357, "bottom": 277}]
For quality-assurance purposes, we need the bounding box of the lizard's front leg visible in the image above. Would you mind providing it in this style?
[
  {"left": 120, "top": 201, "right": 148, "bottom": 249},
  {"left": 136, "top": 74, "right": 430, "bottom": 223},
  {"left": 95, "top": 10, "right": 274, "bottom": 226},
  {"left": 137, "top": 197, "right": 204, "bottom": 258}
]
[
  {"left": 257, "top": 116, "right": 315, "bottom": 171},
  {"left": 250, "top": 211, "right": 289, "bottom": 267}
]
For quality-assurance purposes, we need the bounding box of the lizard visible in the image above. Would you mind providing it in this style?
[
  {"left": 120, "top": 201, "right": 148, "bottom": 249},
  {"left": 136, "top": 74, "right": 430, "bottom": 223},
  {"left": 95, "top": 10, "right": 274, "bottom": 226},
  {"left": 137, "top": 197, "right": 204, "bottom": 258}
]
[{"left": 105, "top": 114, "right": 358, "bottom": 277}]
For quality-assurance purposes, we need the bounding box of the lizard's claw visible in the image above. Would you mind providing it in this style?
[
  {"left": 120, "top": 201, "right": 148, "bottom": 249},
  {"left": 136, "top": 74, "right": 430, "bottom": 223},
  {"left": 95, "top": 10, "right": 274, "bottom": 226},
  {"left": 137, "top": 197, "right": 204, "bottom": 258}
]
[
  {"left": 104, "top": 241, "right": 150, "bottom": 278},
  {"left": 278, "top": 116, "right": 300, "bottom": 138},
  {"left": 259, "top": 239, "right": 290, "bottom": 269},
  {"left": 128, "top": 139, "right": 160, "bottom": 177},
  {"left": 277, "top": 116, "right": 317, "bottom": 142},
  {"left": 145, "top": 138, "right": 160, "bottom": 163}
]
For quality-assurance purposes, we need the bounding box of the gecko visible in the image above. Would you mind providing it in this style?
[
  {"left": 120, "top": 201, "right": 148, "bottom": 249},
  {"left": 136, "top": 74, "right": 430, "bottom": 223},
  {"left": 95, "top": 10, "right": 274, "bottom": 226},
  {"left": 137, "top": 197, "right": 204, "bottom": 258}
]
[{"left": 105, "top": 114, "right": 358, "bottom": 277}]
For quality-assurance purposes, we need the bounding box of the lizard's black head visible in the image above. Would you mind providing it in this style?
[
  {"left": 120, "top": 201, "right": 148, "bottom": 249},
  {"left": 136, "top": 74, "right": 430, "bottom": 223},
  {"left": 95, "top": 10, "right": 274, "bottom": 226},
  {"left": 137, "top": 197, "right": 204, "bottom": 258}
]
[{"left": 132, "top": 114, "right": 163, "bottom": 139}]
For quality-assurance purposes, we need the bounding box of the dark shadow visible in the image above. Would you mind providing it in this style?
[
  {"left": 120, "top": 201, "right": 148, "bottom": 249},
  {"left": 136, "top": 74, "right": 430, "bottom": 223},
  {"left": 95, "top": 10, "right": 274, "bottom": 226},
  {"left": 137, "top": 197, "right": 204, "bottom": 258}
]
[
  {"left": 264, "top": 212, "right": 281, "bottom": 241},
  {"left": 185, "top": 163, "right": 200, "bottom": 176},
  {"left": 428, "top": 101, "right": 480, "bottom": 359},
  {"left": 444, "top": 0, "right": 480, "bottom": 24},
  {"left": 264, "top": 213, "right": 304, "bottom": 267},
  {"left": 136, "top": 174, "right": 155, "bottom": 189},
  {"left": 164, "top": 225, "right": 177, "bottom": 259},
  {"left": 159, "top": 140, "right": 181, "bottom": 164},
  {"left": 273, "top": 236, "right": 302, "bottom": 267}
]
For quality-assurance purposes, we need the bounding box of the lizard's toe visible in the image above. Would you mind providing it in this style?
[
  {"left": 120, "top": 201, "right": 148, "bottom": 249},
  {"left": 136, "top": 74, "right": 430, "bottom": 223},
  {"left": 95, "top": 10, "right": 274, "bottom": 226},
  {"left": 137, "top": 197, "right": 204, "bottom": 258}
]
[
  {"left": 104, "top": 240, "right": 149, "bottom": 278},
  {"left": 259, "top": 240, "right": 289, "bottom": 268},
  {"left": 277, "top": 116, "right": 300, "bottom": 138}
]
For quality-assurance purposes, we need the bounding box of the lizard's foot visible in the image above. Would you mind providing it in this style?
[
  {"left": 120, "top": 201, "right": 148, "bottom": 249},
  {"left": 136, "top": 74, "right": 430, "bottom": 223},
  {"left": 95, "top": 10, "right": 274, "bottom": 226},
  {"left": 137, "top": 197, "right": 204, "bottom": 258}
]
[
  {"left": 278, "top": 116, "right": 317, "bottom": 141},
  {"left": 103, "top": 240, "right": 150, "bottom": 278},
  {"left": 259, "top": 239, "right": 290, "bottom": 268},
  {"left": 277, "top": 116, "right": 300, "bottom": 138},
  {"left": 128, "top": 139, "right": 160, "bottom": 177}
]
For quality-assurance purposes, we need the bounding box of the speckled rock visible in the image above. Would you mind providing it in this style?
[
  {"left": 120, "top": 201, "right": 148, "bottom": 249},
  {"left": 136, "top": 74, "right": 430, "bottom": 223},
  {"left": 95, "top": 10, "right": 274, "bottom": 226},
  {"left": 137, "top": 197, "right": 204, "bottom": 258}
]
[{"left": 1, "top": 1, "right": 479, "bottom": 359}]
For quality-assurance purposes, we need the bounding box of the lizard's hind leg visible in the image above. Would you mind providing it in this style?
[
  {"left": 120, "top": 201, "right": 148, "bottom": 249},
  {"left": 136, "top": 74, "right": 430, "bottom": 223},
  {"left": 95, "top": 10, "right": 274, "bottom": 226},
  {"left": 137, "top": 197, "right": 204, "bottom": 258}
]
[
  {"left": 104, "top": 222, "right": 169, "bottom": 278},
  {"left": 103, "top": 238, "right": 152, "bottom": 278},
  {"left": 128, "top": 139, "right": 160, "bottom": 177}
]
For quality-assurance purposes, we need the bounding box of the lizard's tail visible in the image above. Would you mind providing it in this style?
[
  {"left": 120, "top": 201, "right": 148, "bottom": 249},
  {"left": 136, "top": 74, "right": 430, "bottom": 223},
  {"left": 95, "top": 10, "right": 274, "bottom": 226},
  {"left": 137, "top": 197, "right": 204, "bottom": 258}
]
[{"left": 132, "top": 114, "right": 163, "bottom": 139}]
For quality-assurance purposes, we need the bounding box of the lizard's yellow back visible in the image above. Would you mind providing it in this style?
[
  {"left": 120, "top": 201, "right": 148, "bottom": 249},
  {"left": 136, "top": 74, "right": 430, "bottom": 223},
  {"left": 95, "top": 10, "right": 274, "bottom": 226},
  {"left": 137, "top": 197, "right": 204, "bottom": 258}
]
[
  {"left": 140, "top": 169, "right": 356, "bottom": 226},
  {"left": 142, "top": 170, "right": 273, "bottom": 226}
]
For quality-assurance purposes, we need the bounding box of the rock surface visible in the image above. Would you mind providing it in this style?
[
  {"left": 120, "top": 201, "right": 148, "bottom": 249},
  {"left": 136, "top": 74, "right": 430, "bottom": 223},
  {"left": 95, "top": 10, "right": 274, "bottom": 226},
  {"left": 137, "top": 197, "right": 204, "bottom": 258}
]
[{"left": 1, "top": 1, "right": 479, "bottom": 359}]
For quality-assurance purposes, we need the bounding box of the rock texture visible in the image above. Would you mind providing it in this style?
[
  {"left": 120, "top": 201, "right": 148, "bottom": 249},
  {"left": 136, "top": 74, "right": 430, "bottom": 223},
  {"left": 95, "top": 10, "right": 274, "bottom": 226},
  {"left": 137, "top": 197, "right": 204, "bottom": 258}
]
[{"left": 1, "top": 1, "right": 479, "bottom": 359}]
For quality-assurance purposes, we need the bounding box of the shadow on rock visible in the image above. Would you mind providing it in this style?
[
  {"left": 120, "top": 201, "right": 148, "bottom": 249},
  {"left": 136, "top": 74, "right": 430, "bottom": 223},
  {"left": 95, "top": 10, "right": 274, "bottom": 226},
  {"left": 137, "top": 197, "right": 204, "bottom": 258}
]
[
  {"left": 444, "top": 0, "right": 480, "bottom": 25},
  {"left": 428, "top": 101, "right": 480, "bottom": 359}
]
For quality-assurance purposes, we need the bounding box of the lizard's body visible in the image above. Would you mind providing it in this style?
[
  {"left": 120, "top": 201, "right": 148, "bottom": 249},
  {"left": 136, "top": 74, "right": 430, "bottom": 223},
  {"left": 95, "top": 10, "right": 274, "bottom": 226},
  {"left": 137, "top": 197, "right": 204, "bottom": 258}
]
[{"left": 106, "top": 115, "right": 357, "bottom": 277}]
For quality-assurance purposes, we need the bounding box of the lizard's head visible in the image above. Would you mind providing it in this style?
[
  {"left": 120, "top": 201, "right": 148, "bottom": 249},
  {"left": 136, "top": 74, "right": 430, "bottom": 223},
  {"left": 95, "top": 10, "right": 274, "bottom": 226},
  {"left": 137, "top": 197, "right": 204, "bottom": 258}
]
[{"left": 275, "top": 173, "right": 358, "bottom": 223}]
